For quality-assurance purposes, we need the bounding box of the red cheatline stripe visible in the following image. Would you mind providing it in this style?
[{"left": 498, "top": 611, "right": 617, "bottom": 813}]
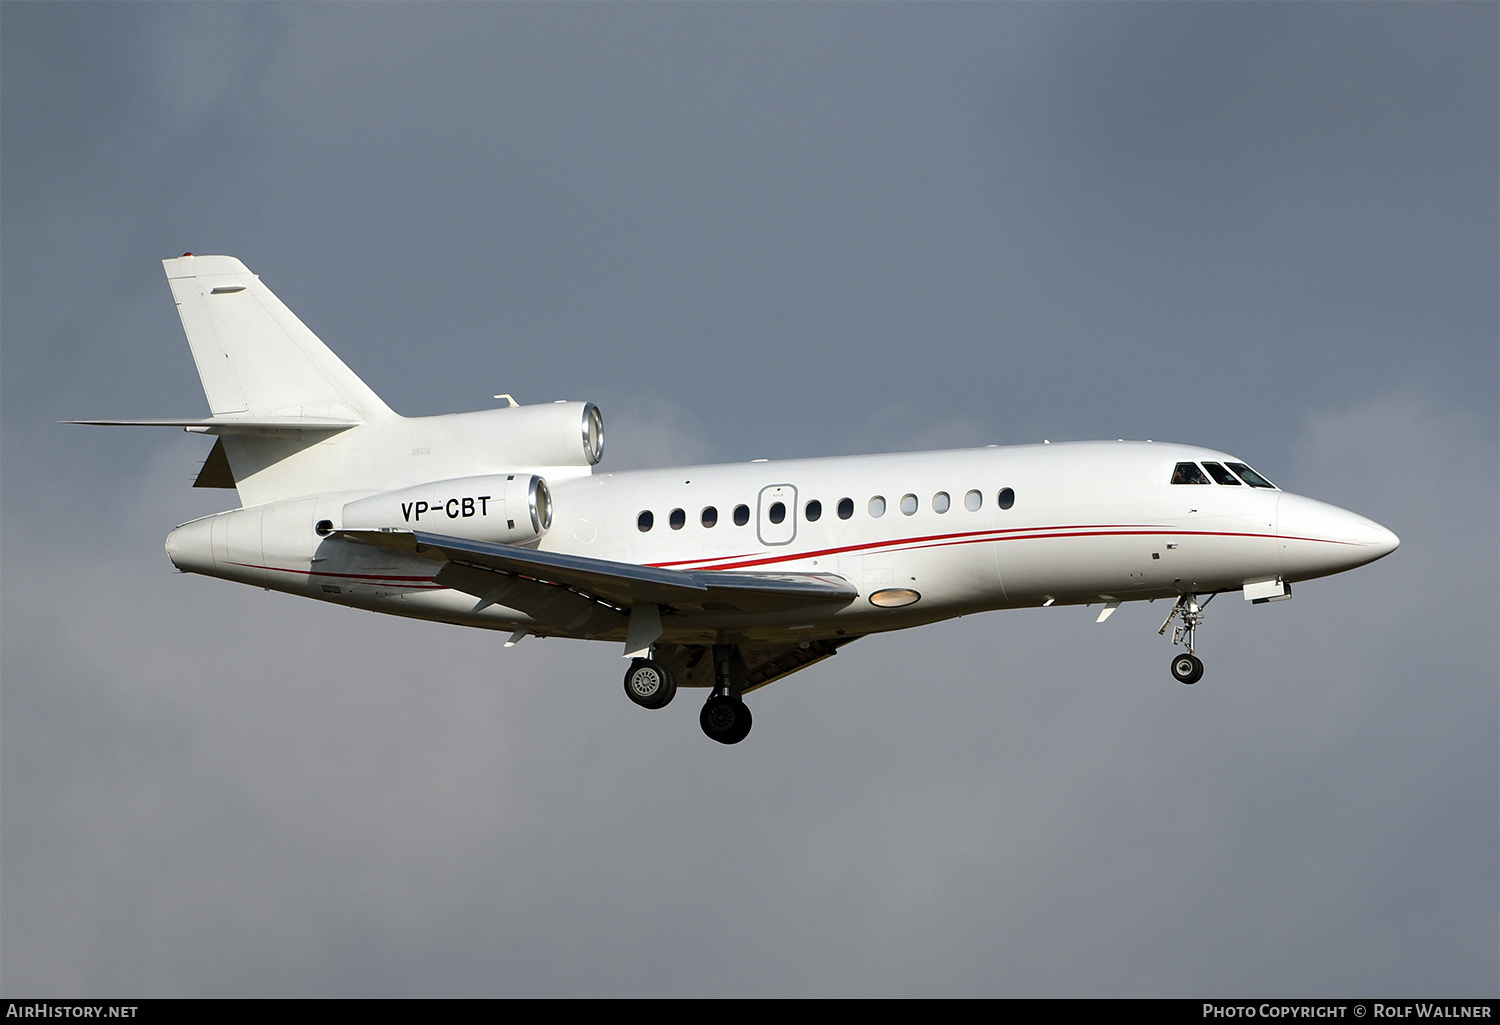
[
  {"left": 648, "top": 523, "right": 1087, "bottom": 569},
  {"left": 652, "top": 525, "right": 1357, "bottom": 573}
]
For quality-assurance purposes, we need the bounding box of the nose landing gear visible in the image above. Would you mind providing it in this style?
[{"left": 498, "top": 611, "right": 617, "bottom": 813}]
[{"left": 1159, "top": 592, "right": 1213, "bottom": 685}]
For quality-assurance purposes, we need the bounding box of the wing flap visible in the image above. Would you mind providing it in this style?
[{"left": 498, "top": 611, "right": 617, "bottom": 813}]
[
  {"left": 434, "top": 562, "right": 625, "bottom": 636},
  {"left": 652, "top": 636, "right": 861, "bottom": 693},
  {"left": 740, "top": 637, "right": 857, "bottom": 693}
]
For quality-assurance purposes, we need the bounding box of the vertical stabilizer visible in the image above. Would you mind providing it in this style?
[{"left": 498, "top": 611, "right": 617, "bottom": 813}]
[{"left": 163, "top": 255, "right": 393, "bottom": 422}]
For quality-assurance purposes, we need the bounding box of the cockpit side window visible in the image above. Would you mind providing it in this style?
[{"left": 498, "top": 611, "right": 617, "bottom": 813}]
[
  {"left": 1170, "top": 462, "right": 1210, "bottom": 485},
  {"left": 1227, "top": 462, "right": 1277, "bottom": 489},
  {"left": 1202, "top": 461, "right": 1241, "bottom": 486}
]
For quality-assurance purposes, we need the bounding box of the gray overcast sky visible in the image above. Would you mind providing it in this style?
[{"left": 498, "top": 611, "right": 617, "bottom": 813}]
[{"left": 3, "top": 3, "right": 1495, "bottom": 997}]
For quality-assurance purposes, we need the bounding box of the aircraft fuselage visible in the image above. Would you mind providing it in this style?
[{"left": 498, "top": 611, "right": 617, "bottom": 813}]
[{"left": 164, "top": 439, "right": 1396, "bottom": 648}]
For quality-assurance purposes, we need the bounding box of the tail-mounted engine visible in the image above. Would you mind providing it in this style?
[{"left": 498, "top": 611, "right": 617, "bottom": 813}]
[
  {"left": 450, "top": 401, "right": 603, "bottom": 470},
  {"left": 341, "top": 473, "right": 553, "bottom": 545}
]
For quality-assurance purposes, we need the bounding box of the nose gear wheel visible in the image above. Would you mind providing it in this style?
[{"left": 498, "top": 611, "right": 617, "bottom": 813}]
[
  {"left": 1160, "top": 593, "right": 1214, "bottom": 684},
  {"left": 1170, "top": 652, "right": 1204, "bottom": 685}
]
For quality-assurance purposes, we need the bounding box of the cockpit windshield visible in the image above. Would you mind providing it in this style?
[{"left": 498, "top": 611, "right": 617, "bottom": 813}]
[
  {"left": 1170, "top": 460, "right": 1278, "bottom": 489},
  {"left": 1227, "top": 462, "right": 1276, "bottom": 488},
  {"left": 1202, "top": 461, "right": 1241, "bottom": 485},
  {"left": 1170, "top": 462, "right": 1210, "bottom": 485}
]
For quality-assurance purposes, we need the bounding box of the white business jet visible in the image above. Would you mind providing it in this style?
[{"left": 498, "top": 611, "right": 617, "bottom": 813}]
[{"left": 72, "top": 255, "right": 1399, "bottom": 744}]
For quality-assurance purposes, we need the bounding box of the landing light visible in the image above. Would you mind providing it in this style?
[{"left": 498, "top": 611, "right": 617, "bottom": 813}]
[{"left": 869, "top": 588, "right": 920, "bottom": 608}]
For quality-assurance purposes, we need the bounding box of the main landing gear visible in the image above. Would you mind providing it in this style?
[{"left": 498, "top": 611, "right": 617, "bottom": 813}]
[
  {"left": 700, "top": 695, "right": 752, "bottom": 746},
  {"left": 1159, "top": 592, "right": 1213, "bottom": 685},
  {"left": 623, "top": 657, "right": 676, "bottom": 709},
  {"left": 700, "top": 644, "right": 752, "bottom": 745},
  {"left": 621, "top": 644, "right": 754, "bottom": 744}
]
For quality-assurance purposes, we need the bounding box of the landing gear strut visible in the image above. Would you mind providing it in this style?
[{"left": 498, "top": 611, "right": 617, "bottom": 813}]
[
  {"left": 623, "top": 656, "right": 675, "bottom": 709},
  {"left": 700, "top": 644, "right": 752, "bottom": 745},
  {"left": 1159, "top": 592, "right": 1213, "bottom": 685}
]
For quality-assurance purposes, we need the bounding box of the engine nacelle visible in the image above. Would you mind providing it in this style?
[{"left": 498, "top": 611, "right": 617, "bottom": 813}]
[
  {"left": 340, "top": 473, "right": 552, "bottom": 545},
  {"left": 477, "top": 400, "right": 603, "bottom": 468},
  {"left": 406, "top": 401, "right": 603, "bottom": 472}
]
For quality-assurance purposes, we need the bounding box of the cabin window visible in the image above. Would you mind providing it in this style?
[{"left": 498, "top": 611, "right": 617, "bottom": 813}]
[
  {"left": 1202, "top": 461, "right": 1241, "bottom": 486},
  {"left": 1227, "top": 462, "right": 1277, "bottom": 489},
  {"left": 1171, "top": 462, "right": 1210, "bottom": 485},
  {"left": 998, "top": 487, "right": 1015, "bottom": 510},
  {"left": 669, "top": 508, "right": 685, "bottom": 530},
  {"left": 869, "top": 496, "right": 886, "bottom": 518},
  {"left": 933, "top": 492, "right": 950, "bottom": 513},
  {"left": 733, "top": 504, "right": 750, "bottom": 526},
  {"left": 768, "top": 501, "right": 786, "bottom": 525},
  {"left": 965, "top": 490, "right": 982, "bottom": 512},
  {"left": 805, "top": 499, "right": 822, "bottom": 522},
  {"left": 900, "top": 494, "right": 918, "bottom": 516},
  {"left": 701, "top": 506, "right": 718, "bottom": 527},
  {"left": 638, "top": 510, "right": 654, "bottom": 532},
  {"left": 838, "top": 497, "right": 854, "bottom": 520}
]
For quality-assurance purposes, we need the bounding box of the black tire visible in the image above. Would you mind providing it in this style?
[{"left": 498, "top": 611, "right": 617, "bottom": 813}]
[
  {"left": 624, "top": 658, "right": 675, "bottom": 709},
  {"left": 725, "top": 701, "right": 752, "bottom": 744},
  {"left": 700, "top": 695, "right": 752, "bottom": 744},
  {"left": 1170, "top": 652, "right": 1204, "bottom": 685}
]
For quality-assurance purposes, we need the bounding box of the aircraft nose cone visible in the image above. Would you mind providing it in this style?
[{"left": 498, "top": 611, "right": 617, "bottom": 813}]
[
  {"left": 1276, "top": 493, "right": 1399, "bottom": 581},
  {"left": 1328, "top": 508, "right": 1400, "bottom": 558},
  {"left": 1360, "top": 520, "right": 1400, "bottom": 558}
]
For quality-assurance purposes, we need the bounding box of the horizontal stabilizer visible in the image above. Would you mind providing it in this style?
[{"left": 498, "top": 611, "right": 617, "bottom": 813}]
[
  {"left": 339, "top": 529, "right": 857, "bottom": 614},
  {"left": 62, "top": 416, "right": 360, "bottom": 432}
]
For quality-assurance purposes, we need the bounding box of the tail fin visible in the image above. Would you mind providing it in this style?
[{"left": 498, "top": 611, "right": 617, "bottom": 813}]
[{"left": 164, "top": 255, "right": 392, "bottom": 421}]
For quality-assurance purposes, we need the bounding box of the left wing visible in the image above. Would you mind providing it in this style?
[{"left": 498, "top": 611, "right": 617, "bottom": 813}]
[{"left": 338, "top": 529, "right": 858, "bottom": 615}]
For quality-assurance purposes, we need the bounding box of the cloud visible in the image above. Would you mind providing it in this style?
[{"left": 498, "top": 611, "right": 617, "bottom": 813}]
[
  {"left": 3, "top": 386, "right": 1492, "bottom": 996},
  {"left": 3, "top": 3, "right": 1493, "bottom": 997}
]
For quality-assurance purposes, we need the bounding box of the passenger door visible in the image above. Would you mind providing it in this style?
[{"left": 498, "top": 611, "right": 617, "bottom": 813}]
[{"left": 757, "top": 484, "right": 797, "bottom": 546}]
